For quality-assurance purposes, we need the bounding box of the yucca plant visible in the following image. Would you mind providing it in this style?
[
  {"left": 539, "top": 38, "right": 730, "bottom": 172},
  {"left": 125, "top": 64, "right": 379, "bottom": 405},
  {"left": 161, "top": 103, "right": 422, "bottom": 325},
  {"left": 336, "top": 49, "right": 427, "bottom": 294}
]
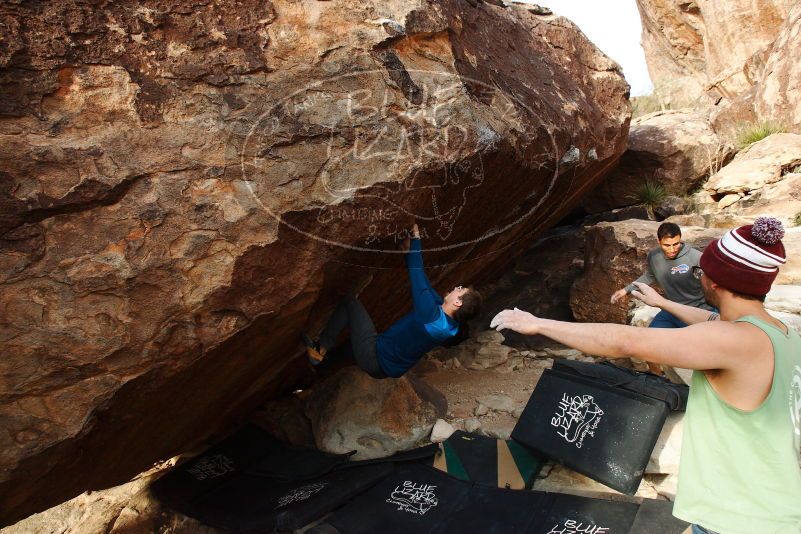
[
  {"left": 634, "top": 180, "right": 666, "bottom": 219},
  {"left": 735, "top": 121, "right": 786, "bottom": 150}
]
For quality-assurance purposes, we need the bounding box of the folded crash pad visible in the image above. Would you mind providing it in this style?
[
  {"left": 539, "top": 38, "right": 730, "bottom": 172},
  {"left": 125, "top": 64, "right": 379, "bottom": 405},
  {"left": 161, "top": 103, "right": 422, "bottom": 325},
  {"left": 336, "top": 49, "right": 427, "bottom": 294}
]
[
  {"left": 553, "top": 359, "right": 689, "bottom": 411},
  {"left": 511, "top": 368, "right": 670, "bottom": 494}
]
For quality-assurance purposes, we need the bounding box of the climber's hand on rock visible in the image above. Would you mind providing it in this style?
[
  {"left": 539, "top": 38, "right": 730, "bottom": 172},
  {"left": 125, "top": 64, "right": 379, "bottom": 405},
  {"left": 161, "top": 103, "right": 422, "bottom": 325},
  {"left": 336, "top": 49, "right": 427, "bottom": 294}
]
[
  {"left": 630, "top": 282, "right": 665, "bottom": 307},
  {"left": 490, "top": 307, "right": 541, "bottom": 336}
]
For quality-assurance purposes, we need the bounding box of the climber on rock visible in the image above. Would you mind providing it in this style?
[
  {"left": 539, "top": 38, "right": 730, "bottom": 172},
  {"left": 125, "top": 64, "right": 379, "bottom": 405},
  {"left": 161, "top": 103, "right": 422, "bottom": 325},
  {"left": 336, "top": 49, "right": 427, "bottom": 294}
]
[{"left": 303, "top": 223, "right": 482, "bottom": 379}]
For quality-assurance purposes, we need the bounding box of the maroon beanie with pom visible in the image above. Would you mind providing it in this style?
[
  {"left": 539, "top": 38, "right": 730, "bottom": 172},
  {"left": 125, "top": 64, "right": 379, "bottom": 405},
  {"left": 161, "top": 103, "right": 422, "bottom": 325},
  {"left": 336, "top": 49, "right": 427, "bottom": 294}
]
[{"left": 700, "top": 217, "right": 787, "bottom": 297}]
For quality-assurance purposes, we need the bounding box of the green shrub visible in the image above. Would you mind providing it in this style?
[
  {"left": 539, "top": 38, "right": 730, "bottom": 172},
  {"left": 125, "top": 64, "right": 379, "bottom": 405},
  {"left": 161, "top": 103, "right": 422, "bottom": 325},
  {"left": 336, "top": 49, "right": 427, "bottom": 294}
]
[
  {"left": 634, "top": 180, "right": 666, "bottom": 213},
  {"left": 794, "top": 212, "right": 801, "bottom": 227},
  {"left": 735, "top": 121, "right": 786, "bottom": 150}
]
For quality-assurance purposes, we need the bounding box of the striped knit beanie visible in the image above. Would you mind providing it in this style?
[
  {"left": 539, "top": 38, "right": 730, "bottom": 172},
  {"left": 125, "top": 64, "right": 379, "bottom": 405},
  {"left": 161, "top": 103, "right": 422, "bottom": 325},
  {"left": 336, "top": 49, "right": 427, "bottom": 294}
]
[{"left": 700, "top": 217, "right": 786, "bottom": 297}]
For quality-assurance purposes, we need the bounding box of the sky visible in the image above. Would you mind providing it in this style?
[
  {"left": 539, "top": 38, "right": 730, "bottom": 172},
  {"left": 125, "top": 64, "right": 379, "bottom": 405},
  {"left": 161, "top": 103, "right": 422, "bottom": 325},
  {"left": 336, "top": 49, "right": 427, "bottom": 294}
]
[{"left": 521, "top": 0, "right": 654, "bottom": 96}]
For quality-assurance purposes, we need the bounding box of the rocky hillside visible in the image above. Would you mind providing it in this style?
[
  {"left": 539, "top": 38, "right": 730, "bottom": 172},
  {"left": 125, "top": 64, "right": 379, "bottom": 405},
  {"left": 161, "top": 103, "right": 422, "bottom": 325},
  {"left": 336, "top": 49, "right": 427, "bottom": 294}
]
[
  {"left": 0, "top": 0, "right": 630, "bottom": 524},
  {"left": 636, "top": 0, "right": 800, "bottom": 133}
]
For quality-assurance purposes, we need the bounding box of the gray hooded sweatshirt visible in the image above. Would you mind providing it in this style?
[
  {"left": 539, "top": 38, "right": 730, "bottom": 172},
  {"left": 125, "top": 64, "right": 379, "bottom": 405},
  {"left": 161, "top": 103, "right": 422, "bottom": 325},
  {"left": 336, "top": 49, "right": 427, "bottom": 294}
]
[{"left": 625, "top": 243, "right": 713, "bottom": 310}]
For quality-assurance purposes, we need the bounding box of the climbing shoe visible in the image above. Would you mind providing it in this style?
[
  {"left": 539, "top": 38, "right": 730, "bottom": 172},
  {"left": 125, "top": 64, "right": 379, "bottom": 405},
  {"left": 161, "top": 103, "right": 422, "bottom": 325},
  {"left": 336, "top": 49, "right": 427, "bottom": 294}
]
[{"left": 302, "top": 333, "right": 324, "bottom": 366}]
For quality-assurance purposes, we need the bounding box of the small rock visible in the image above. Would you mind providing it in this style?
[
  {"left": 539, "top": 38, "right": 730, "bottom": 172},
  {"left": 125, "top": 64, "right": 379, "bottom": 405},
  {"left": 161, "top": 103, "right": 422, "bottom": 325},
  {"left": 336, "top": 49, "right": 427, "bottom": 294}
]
[
  {"left": 522, "top": 3, "right": 553, "bottom": 15},
  {"left": 381, "top": 20, "right": 405, "bottom": 36},
  {"left": 465, "top": 418, "right": 482, "bottom": 433},
  {"left": 630, "top": 303, "right": 660, "bottom": 327},
  {"left": 475, "top": 403, "right": 490, "bottom": 416},
  {"left": 717, "top": 193, "right": 741, "bottom": 209},
  {"left": 512, "top": 407, "right": 524, "bottom": 419},
  {"left": 475, "top": 329, "right": 506, "bottom": 344},
  {"left": 465, "top": 343, "right": 512, "bottom": 370},
  {"left": 477, "top": 394, "right": 516, "bottom": 414},
  {"left": 507, "top": 356, "right": 525, "bottom": 371},
  {"left": 430, "top": 419, "right": 456, "bottom": 443},
  {"left": 654, "top": 196, "right": 688, "bottom": 219},
  {"left": 543, "top": 348, "right": 583, "bottom": 359}
]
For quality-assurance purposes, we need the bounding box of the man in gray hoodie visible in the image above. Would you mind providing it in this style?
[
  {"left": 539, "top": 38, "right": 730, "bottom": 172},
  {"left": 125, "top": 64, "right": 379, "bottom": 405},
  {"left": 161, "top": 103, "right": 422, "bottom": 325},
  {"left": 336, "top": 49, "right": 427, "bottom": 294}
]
[{"left": 610, "top": 222, "right": 714, "bottom": 372}]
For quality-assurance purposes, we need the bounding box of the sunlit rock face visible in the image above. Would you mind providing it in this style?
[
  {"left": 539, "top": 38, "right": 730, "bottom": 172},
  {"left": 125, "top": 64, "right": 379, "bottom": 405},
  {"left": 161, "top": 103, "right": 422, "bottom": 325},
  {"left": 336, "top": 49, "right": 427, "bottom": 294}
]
[
  {"left": 0, "top": 0, "right": 629, "bottom": 523},
  {"left": 753, "top": 3, "right": 801, "bottom": 133},
  {"left": 635, "top": 0, "right": 794, "bottom": 105}
]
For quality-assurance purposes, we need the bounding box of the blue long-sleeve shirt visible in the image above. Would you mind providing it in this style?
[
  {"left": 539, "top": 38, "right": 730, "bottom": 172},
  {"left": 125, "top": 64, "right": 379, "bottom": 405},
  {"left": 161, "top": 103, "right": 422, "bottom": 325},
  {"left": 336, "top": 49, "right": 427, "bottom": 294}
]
[{"left": 376, "top": 238, "right": 459, "bottom": 377}]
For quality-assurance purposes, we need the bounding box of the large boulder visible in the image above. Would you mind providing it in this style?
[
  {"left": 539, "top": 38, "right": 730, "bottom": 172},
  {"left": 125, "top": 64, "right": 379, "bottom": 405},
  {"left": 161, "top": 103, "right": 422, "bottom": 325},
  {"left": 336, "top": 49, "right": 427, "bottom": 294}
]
[
  {"left": 635, "top": 0, "right": 794, "bottom": 105},
  {"left": 635, "top": 0, "right": 707, "bottom": 104},
  {"left": 582, "top": 110, "right": 733, "bottom": 213},
  {"left": 0, "top": 0, "right": 631, "bottom": 523},
  {"left": 754, "top": 4, "right": 801, "bottom": 133},
  {"left": 303, "top": 367, "right": 446, "bottom": 460},
  {"left": 693, "top": 133, "right": 801, "bottom": 224},
  {"left": 570, "top": 220, "right": 723, "bottom": 324},
  {"left": 776, "top": 228, "right": 801, "bottom": 285}
]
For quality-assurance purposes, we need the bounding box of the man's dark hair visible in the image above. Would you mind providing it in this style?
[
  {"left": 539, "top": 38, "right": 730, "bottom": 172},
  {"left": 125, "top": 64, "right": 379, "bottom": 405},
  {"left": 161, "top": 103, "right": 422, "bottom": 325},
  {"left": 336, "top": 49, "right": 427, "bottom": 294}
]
[
  {"left": 657, "top": 222, "right": 681, "bottom": 240},
  {"left": 729, "top": 290, "right": 766, "bottom": 303},
  {"left": 453, "top": 287, "right": 482, "bottom": 323}
]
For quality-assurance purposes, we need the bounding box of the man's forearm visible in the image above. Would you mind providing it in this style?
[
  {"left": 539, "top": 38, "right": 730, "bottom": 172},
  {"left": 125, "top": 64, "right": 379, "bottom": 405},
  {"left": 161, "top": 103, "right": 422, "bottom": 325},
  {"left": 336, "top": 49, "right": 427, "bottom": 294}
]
[
  {"left": 536, "top": 319, "right": 641, "bottom": 359},
  {"left": 654, "top": 299, "right": 716, "bottom": 325}
]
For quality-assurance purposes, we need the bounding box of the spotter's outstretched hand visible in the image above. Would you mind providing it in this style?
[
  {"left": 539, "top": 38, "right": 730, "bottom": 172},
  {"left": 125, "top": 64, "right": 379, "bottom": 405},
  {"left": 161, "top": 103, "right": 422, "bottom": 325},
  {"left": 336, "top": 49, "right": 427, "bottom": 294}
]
[{"left": 490, "top": 307, "right": 541, "bottom": 335}]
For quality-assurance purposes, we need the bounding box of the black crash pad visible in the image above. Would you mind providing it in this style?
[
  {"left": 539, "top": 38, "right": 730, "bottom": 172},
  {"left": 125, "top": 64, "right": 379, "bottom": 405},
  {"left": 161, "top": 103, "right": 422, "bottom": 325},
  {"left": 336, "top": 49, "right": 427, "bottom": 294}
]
[
  {"left": 512, "top": 368, "right": 670, "bottom": 494},
  {"left": 629, "top": 498, "right": 689, "bottom": 534},
  {"left": 189, "top": 462, "right": 392, "bottom": 532},
  {"left": 323, "top": 463, "right": 659, "bottom": 534},
  {"left": 553, "top": 359, "right": 689, "bottom": 411},
  {"left": 151, "top": 426, "right": 442, "bottom": 531},
  {"left": 151, "top": 425, "right": 352, "bottom": 510}
]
